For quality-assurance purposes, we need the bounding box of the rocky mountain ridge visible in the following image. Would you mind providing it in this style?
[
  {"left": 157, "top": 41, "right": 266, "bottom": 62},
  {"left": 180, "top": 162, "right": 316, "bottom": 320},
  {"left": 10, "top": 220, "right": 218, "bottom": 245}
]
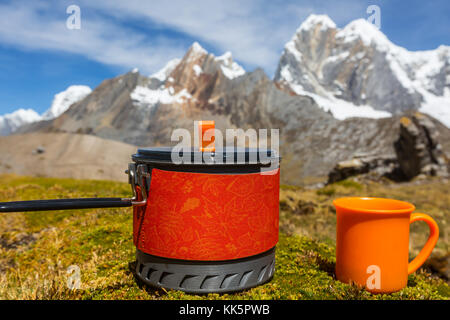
[{"left": 274, "top": 15, "right": 450, "bottom": 126}]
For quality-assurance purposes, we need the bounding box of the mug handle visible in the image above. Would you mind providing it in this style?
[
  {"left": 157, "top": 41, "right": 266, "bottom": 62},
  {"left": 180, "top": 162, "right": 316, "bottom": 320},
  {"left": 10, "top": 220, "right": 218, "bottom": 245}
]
[{"left": 407, "top": 213, "right": 439, "bottom": 274}]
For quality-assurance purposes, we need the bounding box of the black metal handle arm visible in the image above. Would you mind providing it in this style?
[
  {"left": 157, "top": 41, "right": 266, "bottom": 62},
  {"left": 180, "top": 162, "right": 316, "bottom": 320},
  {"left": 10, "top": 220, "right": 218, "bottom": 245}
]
[{"left": 0, "top": 197, "right": 133, "bottom": 212}]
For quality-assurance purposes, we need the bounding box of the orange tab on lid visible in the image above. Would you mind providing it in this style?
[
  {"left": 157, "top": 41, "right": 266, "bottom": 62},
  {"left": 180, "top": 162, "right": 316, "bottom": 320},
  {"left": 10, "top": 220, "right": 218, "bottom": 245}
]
[{"left": 198, "top": 120, "right": 215, "bottom": 152}]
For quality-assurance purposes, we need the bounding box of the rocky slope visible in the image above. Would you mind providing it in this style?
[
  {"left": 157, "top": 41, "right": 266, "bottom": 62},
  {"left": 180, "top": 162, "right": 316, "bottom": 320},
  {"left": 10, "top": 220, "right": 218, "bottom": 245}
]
[
  {"left": 274, "top": 15, "right": 450, "bottom": 126},
  {"left": 0, "top": 132, "right": 136, "bottom": 182}
]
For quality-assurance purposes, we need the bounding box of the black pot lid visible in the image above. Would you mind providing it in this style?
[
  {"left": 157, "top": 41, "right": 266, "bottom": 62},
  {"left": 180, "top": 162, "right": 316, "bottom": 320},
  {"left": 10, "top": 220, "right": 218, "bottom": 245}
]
[{"left": 132, "top": 147, "right": 279, "bottom": 165}]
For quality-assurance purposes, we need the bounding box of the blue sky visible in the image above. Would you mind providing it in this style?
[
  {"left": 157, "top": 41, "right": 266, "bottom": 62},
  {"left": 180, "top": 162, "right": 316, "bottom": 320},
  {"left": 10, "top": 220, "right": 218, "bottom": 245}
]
[{"left": 0, "top": 0, "right": 449, "bottom": 114}]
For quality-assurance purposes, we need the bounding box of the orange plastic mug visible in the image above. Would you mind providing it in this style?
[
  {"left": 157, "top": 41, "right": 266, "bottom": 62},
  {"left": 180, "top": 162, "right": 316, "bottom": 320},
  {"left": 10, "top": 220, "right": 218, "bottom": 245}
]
[{"left": 333, "top": 197, "right": 439, "bottom": 293}]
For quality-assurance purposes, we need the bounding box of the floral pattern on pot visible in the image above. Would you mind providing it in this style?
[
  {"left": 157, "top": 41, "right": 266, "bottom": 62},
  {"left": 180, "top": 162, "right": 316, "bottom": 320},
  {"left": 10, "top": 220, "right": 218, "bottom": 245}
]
[{"left": 133, "top": 168, "right": 280, "bottom": 261}]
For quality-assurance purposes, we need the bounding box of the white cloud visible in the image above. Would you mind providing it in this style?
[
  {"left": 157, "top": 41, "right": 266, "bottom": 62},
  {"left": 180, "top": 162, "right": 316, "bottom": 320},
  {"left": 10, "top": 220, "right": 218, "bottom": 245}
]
[
  {"left": 0, "top": 0, "right": 366, "bottom": 75},
  {"left": 0, "top": 1, "right": 186, "bottom": 74},
  {"left": 80, "top": 0, "right": 366, "bottom": 74}
]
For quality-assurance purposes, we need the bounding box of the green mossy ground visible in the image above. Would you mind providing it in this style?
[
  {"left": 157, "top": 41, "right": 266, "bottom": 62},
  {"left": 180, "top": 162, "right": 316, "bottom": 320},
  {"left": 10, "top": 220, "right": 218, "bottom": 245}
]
[{"left": 0, "top": 174, "right": 448, "bottom": 300}]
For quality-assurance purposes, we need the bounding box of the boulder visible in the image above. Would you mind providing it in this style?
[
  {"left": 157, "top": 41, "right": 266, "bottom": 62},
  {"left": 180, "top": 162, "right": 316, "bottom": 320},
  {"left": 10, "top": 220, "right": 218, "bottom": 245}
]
[
  {"left": 31, "top": 146, "right": 45, "bottom": 155},
  {"left": 327, "top": 154, "right": 398, "bottom": 184},
  {"left": 327, "top": 113, "right": 449, "bottom": 184},
  {"left": 394, "top": 113, "right": 448, "bottom": 179}
]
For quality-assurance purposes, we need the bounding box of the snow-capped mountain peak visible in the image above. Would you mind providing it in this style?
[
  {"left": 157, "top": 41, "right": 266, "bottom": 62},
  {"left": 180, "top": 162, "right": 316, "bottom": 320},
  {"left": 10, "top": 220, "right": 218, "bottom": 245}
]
[
  {"left": 132, "top": 42, "right": 247, "bottom": 110},
  {"left": 150, "top": 58, "right": 181, "bottom": 82},
  {"left": 336, "top": 19, "right": 390, "bottom": 48},
  {"left": 185, "top": 42, "right": 208, "bottom": 62},
  {"left": 275, "top": 14, "right": 450, "bottom": 127},
  {"left": 149, "top": 43, "right": 245, "bottom": 83},
  {"left": 0, "top": 108, "right": 42, "bottom": 136},
  {"left": 297, "top": 14, "right": 336, "bottom": 32},
  {"left": 215, "top": 51, "right": 246, "bottom": 79},
  {"left": 42, "top": 85, "right": 92, "bottom": 120},
  {"left": 191, "top": 41, "right": 208, "bottom": 54},
  {"left": 182, "top": 42, "right": 246, "bottom": 79},
  {"left": 0, "top": 85, "right": 92, "bottom": 135}
]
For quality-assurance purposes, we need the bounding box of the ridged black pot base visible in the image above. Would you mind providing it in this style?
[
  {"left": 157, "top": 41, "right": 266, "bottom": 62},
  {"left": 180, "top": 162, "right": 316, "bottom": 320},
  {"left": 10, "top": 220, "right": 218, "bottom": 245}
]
[{"left": 135, "top": 247, "right": 276, "bottom": 294}]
